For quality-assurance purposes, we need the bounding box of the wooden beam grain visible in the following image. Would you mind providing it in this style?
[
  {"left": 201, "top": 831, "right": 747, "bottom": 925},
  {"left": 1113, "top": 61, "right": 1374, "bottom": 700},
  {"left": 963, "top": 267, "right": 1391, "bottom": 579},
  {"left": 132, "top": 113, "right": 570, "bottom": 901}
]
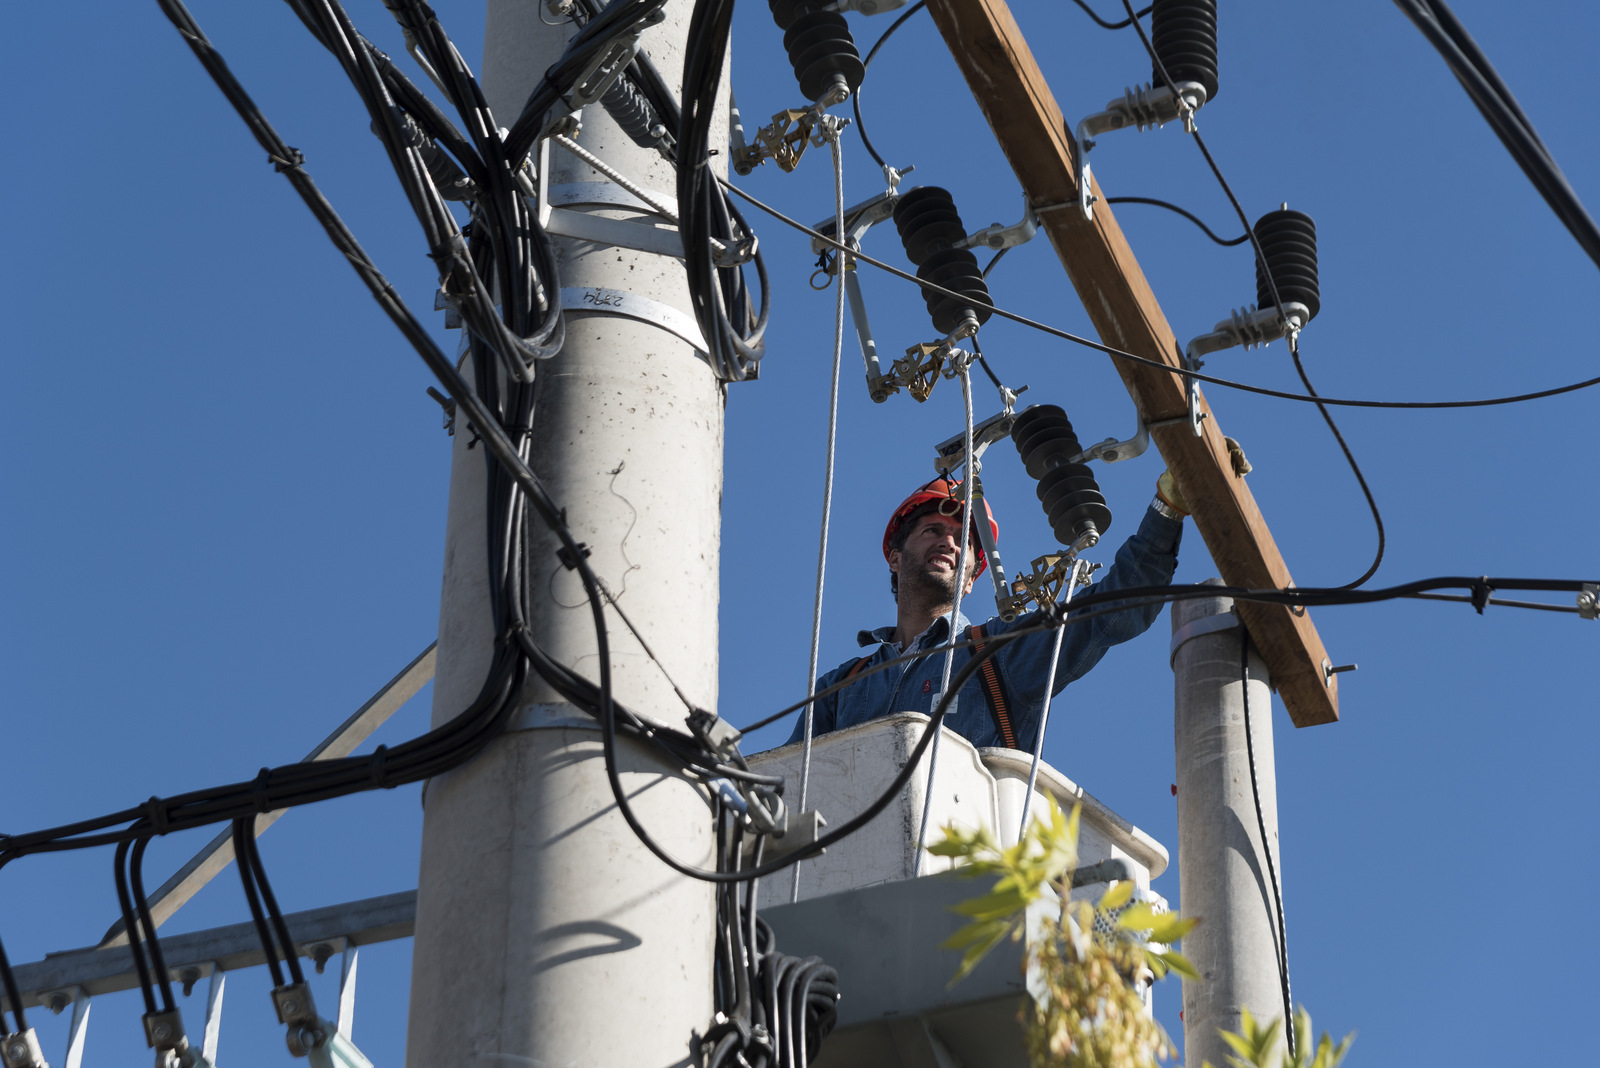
[{"left": 925, "top": 0, "right": 1338, "bottom": 725}]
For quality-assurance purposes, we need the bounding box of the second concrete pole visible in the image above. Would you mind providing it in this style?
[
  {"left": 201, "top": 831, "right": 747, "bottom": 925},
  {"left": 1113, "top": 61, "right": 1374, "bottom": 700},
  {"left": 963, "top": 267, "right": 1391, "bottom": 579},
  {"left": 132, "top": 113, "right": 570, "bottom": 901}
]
[{"left": 1171, "top": 584, "right": 1288, "bottom": 1068}]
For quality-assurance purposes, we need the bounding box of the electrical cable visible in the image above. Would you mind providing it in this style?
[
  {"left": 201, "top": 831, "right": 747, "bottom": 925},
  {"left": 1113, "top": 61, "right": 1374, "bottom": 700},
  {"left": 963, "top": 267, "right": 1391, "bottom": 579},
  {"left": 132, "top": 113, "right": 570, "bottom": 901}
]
[
  {"left": 1288, "top": 337, "right": 1385, "bottom": 588},
  {"left": 1105, "top": 195, "right": 1248, "bottom": 245},
  {"left": 130, "top": 836, "right": 177, "bottom": 1013},
  {"left": 718, "top": 176, "right": 1600, "bottom": 410},
  {"left": 980, "top": 246, "right": 1010, "bottom": 278},
  {"left": 241, "top": 824, "right": 305, "bottom": 986},
  {"left": 1240, "top": 633, "right": 1294, "bottom": 1050},
  {"left": 735, "top": 571, "right": 1598, "bottom": 739},
  {"left": 1017, "top": 568, "right": 1081, "bottom": 843},
  {"left": 852, "top": 0, "right": 926, "bottom": 171},
  {"left": 791, "top": 123, "right": 849, "bottom": 904},
  {"left": 0, "top": 6, "right": 1590, "bottom": 1010},
  {"left": 233, "top": 819, "right": 285, "bottom": 989},
  {"left": 113, "top": 838, "right": 159, "bottom": 1017},
  {"left": 0, "top": 933, "right": 22, "bottom": 1035},
  {"left": 1072, "top": 0, "right": 1153, "bottom": 31},
  {"left": 1392, "top": 0, "right": 1600, "bottom": 272},
  {"left": 1118, "top": 0, "right": 1385, "bottom": 588},
  {"left": 912, "top": 362, "right": 976, "bottom": 875},
  {"left": 970, "top": 333, "right": 1005, "bottom": 393}
]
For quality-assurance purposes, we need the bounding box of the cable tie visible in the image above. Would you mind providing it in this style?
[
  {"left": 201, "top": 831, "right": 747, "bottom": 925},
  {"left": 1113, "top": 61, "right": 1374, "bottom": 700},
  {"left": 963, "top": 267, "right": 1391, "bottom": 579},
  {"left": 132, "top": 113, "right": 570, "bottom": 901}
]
[
  {"left": 1470, "top": 576, "right": 1494, "bottom": 615},
  {"left": 369, "top": 744, "right": 391, "bottom": 789},
  {"left": 144, "top": 796, "right": 170, "bottom": 837},
  {"left": 252, "top": 767, "right": 274, "bottom": 814},
  {"left": 268, "top": 147, "right": 306, "bottom": 173}
]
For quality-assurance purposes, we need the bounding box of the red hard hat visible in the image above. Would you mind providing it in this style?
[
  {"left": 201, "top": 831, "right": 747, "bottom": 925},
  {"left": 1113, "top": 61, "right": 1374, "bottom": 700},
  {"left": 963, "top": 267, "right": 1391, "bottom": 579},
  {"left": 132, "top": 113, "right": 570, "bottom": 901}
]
[{"left": 882, "top": 478, "right": 1000, "bottom": 579}]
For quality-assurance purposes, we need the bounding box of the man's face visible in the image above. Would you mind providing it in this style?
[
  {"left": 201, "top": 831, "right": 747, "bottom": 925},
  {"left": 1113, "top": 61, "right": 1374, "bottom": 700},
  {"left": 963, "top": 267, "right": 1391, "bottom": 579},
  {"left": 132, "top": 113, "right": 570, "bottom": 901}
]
[{"left": 889, "top": 512, "right": 978, "bottom": 601}]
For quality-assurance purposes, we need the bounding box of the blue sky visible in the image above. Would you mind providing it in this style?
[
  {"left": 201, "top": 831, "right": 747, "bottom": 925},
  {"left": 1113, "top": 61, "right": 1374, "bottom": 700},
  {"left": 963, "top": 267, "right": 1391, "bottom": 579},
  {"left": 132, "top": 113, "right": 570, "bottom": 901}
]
[{"left": 2, "top": 1, "right": 1596, "bottom": 1065}]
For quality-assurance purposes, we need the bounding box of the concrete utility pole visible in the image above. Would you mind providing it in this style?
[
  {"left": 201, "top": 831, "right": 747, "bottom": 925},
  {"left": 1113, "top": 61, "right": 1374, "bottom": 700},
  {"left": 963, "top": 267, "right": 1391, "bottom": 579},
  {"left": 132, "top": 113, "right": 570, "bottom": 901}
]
[
  {"left": 1171, "top": 585, "right": 1287, "bottom": 1068},
  {"left": 405, "top": 4, "right": 725, "bottom": 1065}
]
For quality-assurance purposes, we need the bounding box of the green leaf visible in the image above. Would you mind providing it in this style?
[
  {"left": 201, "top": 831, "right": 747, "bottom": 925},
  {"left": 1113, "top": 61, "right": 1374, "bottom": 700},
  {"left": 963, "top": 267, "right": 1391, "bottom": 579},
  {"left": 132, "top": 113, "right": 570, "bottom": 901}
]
[
  {"left": 1149, "top": 948, "right": 1200, "bottom": 981},
  {"left": 1115, "top": 902, "right": 1162, "bottom": 930},
  {"left": 1098, "top": 880, "right": 1134, "bottom": 911},
  {"left": 1143, "top": 914, "right": 1200, "bottom": 944},
  {"left": 945, "top": 920, "right": 1012, "bottom": 985},
  {"left": 941, "top": 917, "right": 1011, "bottom": 951}
]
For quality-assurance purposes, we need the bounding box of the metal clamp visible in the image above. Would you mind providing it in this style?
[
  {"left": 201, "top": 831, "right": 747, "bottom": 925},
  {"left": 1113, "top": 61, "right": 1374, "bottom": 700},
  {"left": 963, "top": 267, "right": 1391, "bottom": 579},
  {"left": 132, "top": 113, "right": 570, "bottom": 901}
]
[
  {"left": 1579, "top": 583, "right": 1598, "bottom": 620},
  {"left": 560, "top": 287, "right": 708, "bottom": 352},
  {"left": 563, "top": 9, "right": 664, "bottom": 113},
  {"left": 0, "top": 1031, "right": 47, "bottom": 1068},
  {"left": 1074, "top": 81, "right": 1209, "bottom": 220},
  {"left": 1182, "top": 302, "right": 1312, "bottom": 435},
  {"left": 1168, "top": 607, "right": 1241, "bottom": 667}
]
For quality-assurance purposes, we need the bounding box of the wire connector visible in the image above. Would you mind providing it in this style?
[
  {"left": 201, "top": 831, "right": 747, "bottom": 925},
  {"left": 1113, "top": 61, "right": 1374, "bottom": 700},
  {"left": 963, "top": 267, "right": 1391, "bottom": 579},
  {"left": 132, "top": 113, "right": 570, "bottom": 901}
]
[
  {"left": 273, "top": 983, "right": 325, "bottom": 1058},
  {"left": 687, "top": 708, "right": 743, "bottom": 762},
  {"left": 0, "top": 1030, "right": 48, "bottom": 1068},
  {"left": 1579, "top": 583, "right": 1599, "bottom": 620}
]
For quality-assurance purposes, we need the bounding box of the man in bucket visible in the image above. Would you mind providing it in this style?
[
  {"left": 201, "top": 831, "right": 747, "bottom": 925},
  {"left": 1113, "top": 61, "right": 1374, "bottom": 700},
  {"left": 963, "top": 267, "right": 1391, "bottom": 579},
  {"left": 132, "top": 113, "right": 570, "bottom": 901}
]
[{"left": 787, "top": 473, "right": 1189, "bottom": 752}]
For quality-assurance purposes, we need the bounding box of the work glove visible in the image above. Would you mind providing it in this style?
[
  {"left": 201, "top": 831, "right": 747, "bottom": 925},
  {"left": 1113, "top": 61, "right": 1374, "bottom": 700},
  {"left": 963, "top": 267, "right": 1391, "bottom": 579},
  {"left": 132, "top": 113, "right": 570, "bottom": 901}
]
[{"left": 1156, "top": 470, "right": 1190, "bottom": 517}]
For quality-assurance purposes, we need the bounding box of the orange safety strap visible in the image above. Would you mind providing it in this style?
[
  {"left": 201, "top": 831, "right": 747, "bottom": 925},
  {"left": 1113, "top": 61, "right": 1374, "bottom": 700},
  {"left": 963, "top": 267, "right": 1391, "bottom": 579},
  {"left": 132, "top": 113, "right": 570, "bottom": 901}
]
[{"left": 967, "top": 624, "right": 1020, "bottom": 750}]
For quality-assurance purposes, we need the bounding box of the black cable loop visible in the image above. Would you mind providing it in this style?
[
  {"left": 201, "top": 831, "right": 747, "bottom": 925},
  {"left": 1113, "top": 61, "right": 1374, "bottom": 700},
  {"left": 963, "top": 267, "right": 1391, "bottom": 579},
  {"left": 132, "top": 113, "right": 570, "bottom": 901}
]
[
  {"left": 0, "top": 932, "right": 23, "bottom": 1035},
  {"left": 113, "top": 838, "right": 159, "bottom": 1016},
  {"left": 130, "top": 836, "right": 177, "bottom": 1012},
  {"left": 1105, "top": 195, "right": 1248, "bottom": 245},
  {"left": 852, "top": 0, "right": 926, "bottom": 170},
  {"left": 232, "top": 819, "right": 285, "bottom": 989},
  {"left": 242, "top": 828, "right": 305, "bottom": 986}
]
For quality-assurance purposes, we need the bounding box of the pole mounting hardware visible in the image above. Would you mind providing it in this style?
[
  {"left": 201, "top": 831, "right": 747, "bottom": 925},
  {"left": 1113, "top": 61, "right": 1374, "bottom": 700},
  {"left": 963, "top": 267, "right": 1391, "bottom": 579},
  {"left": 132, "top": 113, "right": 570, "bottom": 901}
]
[{"left": 1579, "top": 583, "right": 1599, "bottom": 620}]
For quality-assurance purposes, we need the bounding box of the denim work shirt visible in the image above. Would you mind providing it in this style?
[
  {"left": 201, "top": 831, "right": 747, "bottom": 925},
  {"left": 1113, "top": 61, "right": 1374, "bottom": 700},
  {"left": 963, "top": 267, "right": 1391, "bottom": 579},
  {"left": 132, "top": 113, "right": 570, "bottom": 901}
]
[{"left": 786, "top": 505, "right": 1183, "bottom": 753}]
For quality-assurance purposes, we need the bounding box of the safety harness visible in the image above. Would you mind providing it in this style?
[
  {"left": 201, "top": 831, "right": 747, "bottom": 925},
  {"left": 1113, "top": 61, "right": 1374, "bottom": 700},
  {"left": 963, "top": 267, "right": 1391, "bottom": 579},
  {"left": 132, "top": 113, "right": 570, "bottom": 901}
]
[
  {"left": 967, "top": 624, "right": 1020, "bottom": 750},
  {"left": 835, "top": 626, "right": 1022, "bottom": 751}
]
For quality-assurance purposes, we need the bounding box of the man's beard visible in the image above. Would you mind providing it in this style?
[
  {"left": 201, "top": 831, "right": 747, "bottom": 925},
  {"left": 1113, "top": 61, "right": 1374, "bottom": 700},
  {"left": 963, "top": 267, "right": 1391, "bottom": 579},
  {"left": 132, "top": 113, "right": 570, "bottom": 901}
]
[{"left": 901, "top": 549, "right": 964, "bottom": 604}]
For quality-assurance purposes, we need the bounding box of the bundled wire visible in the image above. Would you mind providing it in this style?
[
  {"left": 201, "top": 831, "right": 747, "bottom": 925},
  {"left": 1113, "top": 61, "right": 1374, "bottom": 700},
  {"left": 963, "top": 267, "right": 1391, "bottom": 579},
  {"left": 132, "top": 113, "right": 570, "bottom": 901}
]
[
  {"left": 1392, "top": 0, "right": 1600, "bottom": 272},
  {"left": 233, "top": 819, "right": 306, "bottom": 991},
  {"left": 112, "top": 835, "right": 176, "bottom": 1020},
  {"left": 680, "top": 0, "right": 771, "bottom": 381},
  {"left": 707, "top": 799, "right": 839, "bottom": 1068}
]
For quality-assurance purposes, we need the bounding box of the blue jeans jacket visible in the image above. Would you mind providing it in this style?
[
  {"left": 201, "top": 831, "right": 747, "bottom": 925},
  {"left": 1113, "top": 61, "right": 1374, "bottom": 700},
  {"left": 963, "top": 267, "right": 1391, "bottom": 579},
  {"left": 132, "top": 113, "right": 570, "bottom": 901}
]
[{"left": 786, "top": 505, "right": 1182, "bottom": 752}]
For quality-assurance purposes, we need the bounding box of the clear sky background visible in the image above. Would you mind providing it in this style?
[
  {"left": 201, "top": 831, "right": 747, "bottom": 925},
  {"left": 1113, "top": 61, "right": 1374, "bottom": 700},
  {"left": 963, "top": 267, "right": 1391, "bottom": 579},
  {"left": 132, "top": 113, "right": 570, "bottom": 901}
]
[{"left": 2, "top": 1, "right": 1596, "bottom": 1065}]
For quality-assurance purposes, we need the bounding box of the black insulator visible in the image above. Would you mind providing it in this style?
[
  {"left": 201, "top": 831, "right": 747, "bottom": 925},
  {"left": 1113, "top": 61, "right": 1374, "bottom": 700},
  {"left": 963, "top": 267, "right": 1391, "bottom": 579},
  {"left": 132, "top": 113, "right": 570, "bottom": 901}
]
[
  {"left": 1253, "top": 207, "right": 1320, "bottom": 322},
  {"left": 1011, "top": 404, "right": 1084, "bottom": 478},
  {"left": 894, "top": 187, "right": 993, "bottom": 334},
  {"left": 1150, "top": 0, "right": 1219, "bottom": 104},
  {"left": 1010, "top": 405, "right": 1113, "bottom": 545},
  {"left": 773, "top": 6, "right": 865, "bottom": 103},
  {"left": 600, "top": 76, "right": 660, "bottom": 149}
]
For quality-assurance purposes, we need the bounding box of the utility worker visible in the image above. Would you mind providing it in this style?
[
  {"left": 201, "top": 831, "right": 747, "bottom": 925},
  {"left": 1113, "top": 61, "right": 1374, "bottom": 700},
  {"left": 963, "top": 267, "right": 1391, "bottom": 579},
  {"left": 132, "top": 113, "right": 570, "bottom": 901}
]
[{"left": 786, "top": 473, "right": 1189, "bottom": 753}]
